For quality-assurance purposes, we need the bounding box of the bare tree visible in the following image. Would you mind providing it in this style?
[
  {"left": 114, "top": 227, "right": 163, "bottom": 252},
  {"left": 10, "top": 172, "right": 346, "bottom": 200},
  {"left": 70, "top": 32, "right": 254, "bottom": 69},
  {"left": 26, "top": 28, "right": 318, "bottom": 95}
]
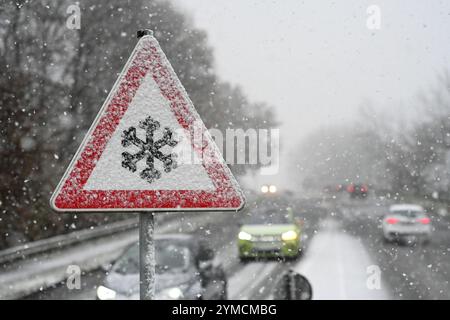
[{"left": 0, "top": 0, "right": 278, "bottom": 248}]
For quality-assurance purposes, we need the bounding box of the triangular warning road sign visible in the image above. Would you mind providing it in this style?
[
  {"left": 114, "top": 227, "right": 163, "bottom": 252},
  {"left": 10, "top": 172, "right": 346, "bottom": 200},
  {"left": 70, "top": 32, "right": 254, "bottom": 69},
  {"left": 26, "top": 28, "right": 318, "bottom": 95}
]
[{"left": 51, "top": 35, "right": 244, "bottom": 212}]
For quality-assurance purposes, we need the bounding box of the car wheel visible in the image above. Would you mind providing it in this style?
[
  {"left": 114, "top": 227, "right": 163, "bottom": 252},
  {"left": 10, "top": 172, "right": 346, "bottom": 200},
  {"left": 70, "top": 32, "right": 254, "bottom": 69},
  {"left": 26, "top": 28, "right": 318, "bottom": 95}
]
[
  {"left": 287, "top": 251, "right": 301, "bottom": 262},
  {"left": 239, "top": 256, "right": 249, "bottom": 263}
]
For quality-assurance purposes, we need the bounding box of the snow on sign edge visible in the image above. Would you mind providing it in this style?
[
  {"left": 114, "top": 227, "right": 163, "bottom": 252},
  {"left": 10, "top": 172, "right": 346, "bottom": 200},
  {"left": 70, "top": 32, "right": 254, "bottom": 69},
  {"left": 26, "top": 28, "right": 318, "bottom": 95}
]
[{"left": 49, "top": 35, "right": 245, "bottom": 212}]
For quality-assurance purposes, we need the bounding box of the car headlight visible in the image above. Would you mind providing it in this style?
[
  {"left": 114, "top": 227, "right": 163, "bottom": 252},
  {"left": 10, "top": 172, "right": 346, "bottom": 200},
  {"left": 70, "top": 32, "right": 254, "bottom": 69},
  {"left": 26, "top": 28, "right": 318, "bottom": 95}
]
[
  {"left": 97, "top": 285, "right": 117, "bottom": 300},
  {"left": 281, "top": 230, "right": 298, "bottom": 241},
  {"left": 156, "top": 287, "right": 184, "bottom": 300},
  {"left": 238, "top": 231, "right": 252, "bottom": 241}
]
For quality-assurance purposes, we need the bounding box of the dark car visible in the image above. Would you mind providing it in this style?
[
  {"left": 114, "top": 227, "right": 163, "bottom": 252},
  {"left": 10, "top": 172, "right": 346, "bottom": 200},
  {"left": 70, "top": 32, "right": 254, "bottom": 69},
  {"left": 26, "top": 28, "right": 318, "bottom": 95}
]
[
  {"left": 347, "top": 183, "right": 368, "bottom": 198},
  {"left": 96, "top": 234, "right": 227, "bottom": 300}
]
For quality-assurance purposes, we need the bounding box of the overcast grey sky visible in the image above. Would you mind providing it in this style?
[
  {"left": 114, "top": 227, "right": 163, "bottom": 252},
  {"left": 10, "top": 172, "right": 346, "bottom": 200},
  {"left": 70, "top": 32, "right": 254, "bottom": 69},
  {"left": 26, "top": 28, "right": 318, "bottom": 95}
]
[{"left": 172, "top": 0, "right": 450, "bottom": 190}]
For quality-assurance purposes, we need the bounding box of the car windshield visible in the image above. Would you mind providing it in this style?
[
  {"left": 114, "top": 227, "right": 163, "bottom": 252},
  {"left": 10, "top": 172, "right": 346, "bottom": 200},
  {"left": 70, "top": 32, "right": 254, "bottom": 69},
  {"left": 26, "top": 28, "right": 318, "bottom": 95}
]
[
  {"left": 245, "top": 209, "right": 292, "bottom": 225},
  {"left": 391, "top": 210, "right": 424, "bottom": 218},
  {"left": 155, "top": 240, "right": 192, "bottom": 274},
  {"left": 112, "top": 241, "right": 192, "bottom": 275},
  {"left": 112, "top": 244, "right": 139, "bottom": 275}
]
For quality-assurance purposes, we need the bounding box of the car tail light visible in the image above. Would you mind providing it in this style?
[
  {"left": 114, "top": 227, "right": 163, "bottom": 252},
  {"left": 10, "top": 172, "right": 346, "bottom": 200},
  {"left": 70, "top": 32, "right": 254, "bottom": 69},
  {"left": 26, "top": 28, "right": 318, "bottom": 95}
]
[
  {"left": 418, "top": 217, "right": 430, "bottom": 224},
  {"left": 361, "top": 185, "right": 367, "bottom": 192},
  {"left": 386, "top": 217, "right": 398, "bottom": 224}
]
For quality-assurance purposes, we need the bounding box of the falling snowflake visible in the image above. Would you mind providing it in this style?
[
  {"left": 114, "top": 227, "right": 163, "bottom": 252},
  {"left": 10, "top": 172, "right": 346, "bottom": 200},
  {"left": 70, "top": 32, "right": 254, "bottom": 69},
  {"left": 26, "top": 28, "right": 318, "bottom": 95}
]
[{"left": 121, "top": 115, "right": 178, "bottom": 184}]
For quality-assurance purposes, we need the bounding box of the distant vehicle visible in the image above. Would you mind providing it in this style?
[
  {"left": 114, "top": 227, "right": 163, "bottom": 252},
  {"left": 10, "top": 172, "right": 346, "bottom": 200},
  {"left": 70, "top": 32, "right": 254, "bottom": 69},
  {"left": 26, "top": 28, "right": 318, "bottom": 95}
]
[
  {"left": 382, "top": 204, "right": 432, "bottom": 244},
  {"left": 96, "top": 234, "right": 227, "bottom": 300},
  {"left": 347, "top": 183, "right": 368, "bottom": 198},
  {"left": 238, "top": 208, "right": 302, "bottom": 261}
]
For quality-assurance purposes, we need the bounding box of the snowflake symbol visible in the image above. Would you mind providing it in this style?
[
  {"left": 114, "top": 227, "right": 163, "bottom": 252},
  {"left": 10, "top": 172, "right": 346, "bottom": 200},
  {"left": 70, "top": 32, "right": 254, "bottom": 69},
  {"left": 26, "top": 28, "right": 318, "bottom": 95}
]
[{"left": 121, "top": 116, "right": 178, "bottom": 184}]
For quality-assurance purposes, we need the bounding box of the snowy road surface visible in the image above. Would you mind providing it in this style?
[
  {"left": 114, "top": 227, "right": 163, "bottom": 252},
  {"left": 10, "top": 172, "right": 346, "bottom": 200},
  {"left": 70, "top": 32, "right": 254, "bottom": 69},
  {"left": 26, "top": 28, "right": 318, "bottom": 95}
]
[
  {"left": 293, "top": 219, "right": 390, "bottom": 299},
  {"left": 21, "top": 196, "right": 450, "bottom": 300}
]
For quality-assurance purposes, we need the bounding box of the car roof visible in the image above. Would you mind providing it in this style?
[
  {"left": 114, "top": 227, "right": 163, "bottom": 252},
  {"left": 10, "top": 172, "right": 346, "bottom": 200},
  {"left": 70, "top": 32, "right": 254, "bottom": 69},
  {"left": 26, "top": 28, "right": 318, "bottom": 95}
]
[
  {"left": 389, "top": 204, "right": 424, "bottom": 212},
  {"left": 128, "top": 234, "right": 198, "bottom": 251}
]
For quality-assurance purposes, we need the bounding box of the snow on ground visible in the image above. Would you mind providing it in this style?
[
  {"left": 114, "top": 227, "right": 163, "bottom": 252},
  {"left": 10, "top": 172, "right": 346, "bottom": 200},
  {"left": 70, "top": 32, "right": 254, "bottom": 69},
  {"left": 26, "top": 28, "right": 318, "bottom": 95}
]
[
  {"left": 228, "top": 261, "right": 278, "bottom": 299},
  {"left": 293, "top": 218, "right": 390, "bottom": 300}
]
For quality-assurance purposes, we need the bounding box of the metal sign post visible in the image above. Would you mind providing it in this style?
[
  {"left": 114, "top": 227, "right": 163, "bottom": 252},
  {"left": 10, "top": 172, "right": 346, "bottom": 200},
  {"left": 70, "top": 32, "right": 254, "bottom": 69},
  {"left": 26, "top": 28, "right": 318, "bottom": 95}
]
[
  {"left": 139, "top": 211, "right": 155, "bottom": 300},
  {"left": 137, "top": 29, "right": 156, "bottom": 301},
  {"left": 50, "top": 28, "right": 244, "bottom": 301}
]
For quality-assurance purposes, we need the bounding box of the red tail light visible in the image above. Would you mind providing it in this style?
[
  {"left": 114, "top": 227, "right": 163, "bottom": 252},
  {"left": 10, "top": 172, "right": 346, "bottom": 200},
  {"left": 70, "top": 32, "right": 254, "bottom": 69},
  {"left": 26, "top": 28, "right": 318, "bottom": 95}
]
[
  {"left": 361, "top": 185, "right": 367, "bottom": 192},
  {"left": 418, "top": 217, "right": 430, "bottom": 224},
  {"left": 386, "top": 217, "right": 398, "bottom": 224}
]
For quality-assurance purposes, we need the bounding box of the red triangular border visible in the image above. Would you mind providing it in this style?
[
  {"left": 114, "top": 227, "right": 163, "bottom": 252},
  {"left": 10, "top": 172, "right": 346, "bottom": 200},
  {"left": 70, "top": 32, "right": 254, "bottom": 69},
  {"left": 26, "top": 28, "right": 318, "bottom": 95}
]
[{"left": 50, "top": 35, "right": 244, "bottom": 212}]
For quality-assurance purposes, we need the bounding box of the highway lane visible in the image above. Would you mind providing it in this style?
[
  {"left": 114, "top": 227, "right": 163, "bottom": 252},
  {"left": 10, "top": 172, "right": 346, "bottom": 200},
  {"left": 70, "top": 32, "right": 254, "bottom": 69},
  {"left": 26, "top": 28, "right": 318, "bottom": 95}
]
[
  {"left": 23, "top": 208, "right": 296, "bottom": 300},
  {"left": 292, "top": 218, "right": 390, "bottom": 299},
  {"left": 23, "top": 199, "right": 314, "bottom": 300},
  {"left": 24, "top": 195, "right": 450, "bottom": 300},
  {"left": 339, "top": 198, "right": 450, "bottom": 299}
]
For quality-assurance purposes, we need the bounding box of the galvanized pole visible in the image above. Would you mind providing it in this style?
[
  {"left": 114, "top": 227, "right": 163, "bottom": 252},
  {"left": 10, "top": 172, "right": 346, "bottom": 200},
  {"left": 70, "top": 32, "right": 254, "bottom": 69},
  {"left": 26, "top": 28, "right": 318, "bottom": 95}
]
[
  {"left": 139, "top": 212, "right": 155, "bottom": 300},
  {"left": 137, "top": 29, "right": 155, "bottom": 301}
]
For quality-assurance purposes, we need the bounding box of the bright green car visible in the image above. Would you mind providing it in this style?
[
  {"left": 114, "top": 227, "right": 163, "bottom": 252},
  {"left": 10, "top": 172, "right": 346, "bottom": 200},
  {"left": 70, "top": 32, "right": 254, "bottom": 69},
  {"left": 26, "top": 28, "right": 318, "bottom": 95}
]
[{"left": 238, "top": 208, "right": 302, "bottom": 260}]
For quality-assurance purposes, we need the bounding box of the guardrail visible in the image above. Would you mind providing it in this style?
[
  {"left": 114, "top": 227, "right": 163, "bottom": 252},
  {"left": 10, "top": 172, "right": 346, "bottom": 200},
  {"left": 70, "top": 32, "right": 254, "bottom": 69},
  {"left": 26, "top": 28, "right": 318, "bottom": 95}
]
[
  {"left": 0, "top": 211, "right": 204, "bottom": 265},
  {"left": 0, "top": 218, "right": 139, "bottom": 265}
]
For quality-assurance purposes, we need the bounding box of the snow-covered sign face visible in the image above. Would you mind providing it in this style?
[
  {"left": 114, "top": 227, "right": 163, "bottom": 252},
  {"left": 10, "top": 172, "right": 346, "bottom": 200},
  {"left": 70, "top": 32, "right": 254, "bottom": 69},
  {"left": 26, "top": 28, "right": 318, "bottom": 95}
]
[{"left": 50, "top": 35, "right": 244, "bottom": 212}]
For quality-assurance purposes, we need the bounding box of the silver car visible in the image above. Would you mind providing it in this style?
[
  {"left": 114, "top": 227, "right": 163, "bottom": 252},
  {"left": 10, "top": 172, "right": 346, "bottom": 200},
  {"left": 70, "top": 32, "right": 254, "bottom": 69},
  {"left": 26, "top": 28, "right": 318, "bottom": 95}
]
[
  {"left": 382, "top": 204, "right": 432, "bottom": 244},
  {"left": 96, "top": 234, "right": 227, "bottom": 300}
]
